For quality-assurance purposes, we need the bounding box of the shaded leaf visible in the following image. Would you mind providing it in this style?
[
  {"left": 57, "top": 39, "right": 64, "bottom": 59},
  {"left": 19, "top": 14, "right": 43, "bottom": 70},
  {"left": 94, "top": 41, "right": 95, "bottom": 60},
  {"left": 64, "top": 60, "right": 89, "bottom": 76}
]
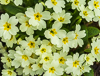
[{"left": 87, "top": 27, "right": 100, "bottom": 38}]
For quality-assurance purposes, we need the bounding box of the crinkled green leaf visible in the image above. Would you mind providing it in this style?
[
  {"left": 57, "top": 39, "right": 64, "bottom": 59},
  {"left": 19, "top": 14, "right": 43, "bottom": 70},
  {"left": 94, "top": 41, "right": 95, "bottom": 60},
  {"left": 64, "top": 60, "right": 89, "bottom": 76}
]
[
  {"left": 87, "top": 27, "right": 100, "bottom": 38},
  {"left": 2, "top": 4, "right": 25, "bottom": 15}
]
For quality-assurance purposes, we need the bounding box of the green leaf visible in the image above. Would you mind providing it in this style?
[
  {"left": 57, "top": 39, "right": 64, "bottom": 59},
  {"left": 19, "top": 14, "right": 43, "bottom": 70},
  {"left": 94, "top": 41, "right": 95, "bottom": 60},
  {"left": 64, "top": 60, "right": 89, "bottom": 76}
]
[
  {"left": 84, "top": 48, "right": 91, "bottom": 52},
  {"left": 87, "top": 27, "right": 100, "bottom": 38},
  {"left": 2, "top": 4, "right": 25, "bottom": 15},
  {"left": 84, "top": 69, "right": 94, "bottom": 76}
]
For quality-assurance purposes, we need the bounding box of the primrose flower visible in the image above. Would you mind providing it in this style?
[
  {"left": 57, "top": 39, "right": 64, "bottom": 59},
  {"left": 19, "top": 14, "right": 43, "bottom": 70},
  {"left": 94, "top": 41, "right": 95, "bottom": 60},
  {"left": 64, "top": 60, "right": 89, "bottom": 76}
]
[
  {"left": 12, "top": 49, "right": 35, "bottom": 68},
  {"left": 45, "top": 0, "right": 65, "bottom": 13},
  {"left": 65, "top": 53, "right": 85, "bottom": 76},
  {"left": 0, "top": 0, "right": 10, "bottom": 5},
  {"left": 14, "top": 0, "right": 23, "bottom": 6},
  {"left": 84, "top": 53, "right": 95, "bottom": 65},
  {"left": 88, "top": 0, "right": 100, "bottom": 16},
  {"left": 23, "top": 63, "right": 36, "bottom": 76},
  {"left": 91, "top": 39, "right": 100, "bottom": 61},
  {"left": 40, "top": 53, "right": 53, "bottom": 64},
  {"left": 0, "top": 13, "right": 19, "bottom": 40},
  {"left": 19, "top": 35, "right": 40, "bottom": 54},
  {"left": 32, "top": 58, "right": 45, "bottom": 75},
  {"left": 71, "top": 0, "right": 86, "bottom": 10},
  {"left": 2, "top": 69, "right": 16, "bottom": 76},
  {"left": 18, "top": 15, "right": 36, "bottom": 35},
  {"left": 53, "top": 51, "right": 67, "bottom": 68},
  {"left": 1, "top": 35, "right": 16, "bottom": 48},
  {"left": 93, "top": 16, "right": 100, "bottom": 26},
  {"left": 25, "top": 3, "right": 51, "bottom": 30},
  {"left": 79, "top": 5, "right": 94, "bottom": 22},
  {"left": 43, "top": 60, "right": 64, "bottom": 76},
  {"left": 44, "top": 22, "right": 66, "bottom": 47},
  {"left": 52, "top": 10, "right": 72, "bottom": 26},
  {"left": 60, "top": 31, "right": 75, "bottom": 53},
  {"left": 71, "top": 24, "right": 86, "bottom": 48},
  {"left": 1, "top": 54, "right": 12, "bottom": 67},
  {"left": 35, "top": 44, "right": 52, "bottom": 56}
]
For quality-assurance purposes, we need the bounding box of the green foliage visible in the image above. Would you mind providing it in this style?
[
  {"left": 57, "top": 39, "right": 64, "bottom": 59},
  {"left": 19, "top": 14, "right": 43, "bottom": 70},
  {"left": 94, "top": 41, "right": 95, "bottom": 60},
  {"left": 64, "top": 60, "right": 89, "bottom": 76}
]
[
  {"left": 87, "top": 27, "right": 100, "bottom": 38},
  {"left": 84, "top": 69, "right": 94, "bottom": 76},
  {"left": 2, "top": 3, "right": 25, "bottom": 15}
]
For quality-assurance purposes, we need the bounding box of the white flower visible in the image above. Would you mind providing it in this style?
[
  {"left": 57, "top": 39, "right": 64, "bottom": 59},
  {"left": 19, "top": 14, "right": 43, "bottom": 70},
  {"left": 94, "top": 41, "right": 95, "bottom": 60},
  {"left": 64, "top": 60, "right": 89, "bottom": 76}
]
[
  {"left": 60, "top": 31, "right": 75, "bottom": 52},
  {"left": 19, "top": 35, "right": 39, "bottom": 54},
  {"left": 0, "top": 0, "right": 10, "bottom": 5},
  {"left": 12, "top": 49, "right": 35, "bottom": 67},
  {"left": 65, "top": 53, "right": 85, "bottom": 76},
  {"left": 93, "top": 16, "right": 100, "bottom": 26},
  {"left": 91, "top": 39, "right": 100, "bottom": 61},
  {"left": 45, "top": 0, "right": 65, "bottom": 13},
  {"left": 44, "top": 22, "right": 65, "bottom": 47},
  {"left": 23, "top": 64, "right": 36, "bottom": 76},
  {"left": 88, "top": 0, "right": 100, "bottom": 16},
  {"left": 71, "top": 24, "right": 86, "bottom": 48},
  {"left": 79, "top": 5, "right": 94, "bottom": 22},
  {"left": 32, "top": 58, "right": 44, "bottom": 75},
  {"left": 35, "top": 44, "right": 52, "bottom": 56},
  {"left": 1, "top": 35, "right": 17, "bottom": 48},
  {"left": 84, "top": 53, "right": 95, "bottom": 65},
  {"left": 43, "top": 60, "right": 64, "bottom": 76},
  {"left": 14, "top": 0, "right": 23, "bottom": 6},
  {"left": 52, "top": 10, "right": 72, "bottom": 26},
  {"left": 79, "top": 63, "right": 91, "bottom": 76},
  {"left": 88, "top": 0, "right": 100, "bottom": 10},
  {"left": 25, "top": 3, "right": 51, "bottom": 30},
  {"left": 53, "top": 51, "right": 67, "bottom": 68},
  {"left": 19, "top": 15, "right": 36, "bottom": 35},
  {"left": 1, "top": 54, "right": 12, "bottom": 67},
  {"left": 40, "top": 53, "right": 53, "bottom": 64},
  {"left": 0, "top": 13, "right": 19, "bottom": 40},
  {"left": 71, "top": 0, "right": 86, "bottom": 10},
  {"left": 2, "top": 69, "right": 16, "bottom": 76}
]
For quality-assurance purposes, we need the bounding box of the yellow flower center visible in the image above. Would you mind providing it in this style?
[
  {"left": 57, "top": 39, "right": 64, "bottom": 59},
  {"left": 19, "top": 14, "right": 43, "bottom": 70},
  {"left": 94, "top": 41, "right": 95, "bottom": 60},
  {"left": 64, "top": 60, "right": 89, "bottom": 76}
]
[
  {"left": 7, "top": 57, "right": 11, "bottom": 62},
  {"left": 3, "top": 22, "right": 11, "bottom": 31},
  {"left": 73, "top": 60, "right": 79, "bottom": 67},
  {"left": 44, "top": 56, "right": 50, "bottom": 61},
  {"left": 50, "top": 29, "right": 57, "bottom": 36},
  {"left": 74, "top": 33, "right": 78, "bottom": 40},
  {"left": 83, "top": 11, "right": 88, "bottom": 16},
  {"left": 51, "top": 0, "right": 57, "bottom": 5},
  {"left": 38, "top": 63, "right": 43, "bottom": 68},
  {"left": 7, "top": 71, "right": 12, "bottom": 75},
  {"left": 30, "top": 53, "right": 34, "bottom": 58},
  {"left": 58, "top": 57, "right": 66, "bottom": 64},
  {"left": 58, "top": 17, "right": 65, "bottom": 22},
  {"left": 94, "top": 1, "right": 99, "bottom": 9},
  {"left": 62, "top": 37, "right": 68, "bottom": 44},
  {"left": 22, "top": 55, "right": 28, "bottom": 61},
  {"left": 48, "top": 42, "right": 53, "bottom": 46},
  {"left": 25, "top": 21, "right": 31, "bottom": 27},
  {"left": 29, "top": 64, "right": 32, "bottom": 69},
  {"left": 86, "top": 57, "right": 90, "bottom": 61},
  {"left": 40, "top": 48, "right": 46, "bottom": 53},
  {"left": 28, "top": 41, "right": 35, "bottom": 48},
  {"left": 34, "top": 12, "right": 42, "bottom": 21},
  {"left": 74, "top": 0, "right": 79, "bottom": 6},
  {"left": 49, "top": 67, "right": 56, "bottom": 73},
  {"left": 94, "top": 47, "right": 99, "bottom": 55}
]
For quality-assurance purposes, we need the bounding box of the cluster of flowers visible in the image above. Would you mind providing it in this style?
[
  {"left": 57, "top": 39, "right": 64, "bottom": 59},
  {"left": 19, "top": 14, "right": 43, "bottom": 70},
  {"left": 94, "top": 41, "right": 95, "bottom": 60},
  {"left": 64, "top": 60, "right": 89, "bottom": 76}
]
[
  {"left": 0, "top": 0, "right": 100, "bottom": 76},
  {"left": 67, "top": 0, "right": 100, "bottom": 26}
]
